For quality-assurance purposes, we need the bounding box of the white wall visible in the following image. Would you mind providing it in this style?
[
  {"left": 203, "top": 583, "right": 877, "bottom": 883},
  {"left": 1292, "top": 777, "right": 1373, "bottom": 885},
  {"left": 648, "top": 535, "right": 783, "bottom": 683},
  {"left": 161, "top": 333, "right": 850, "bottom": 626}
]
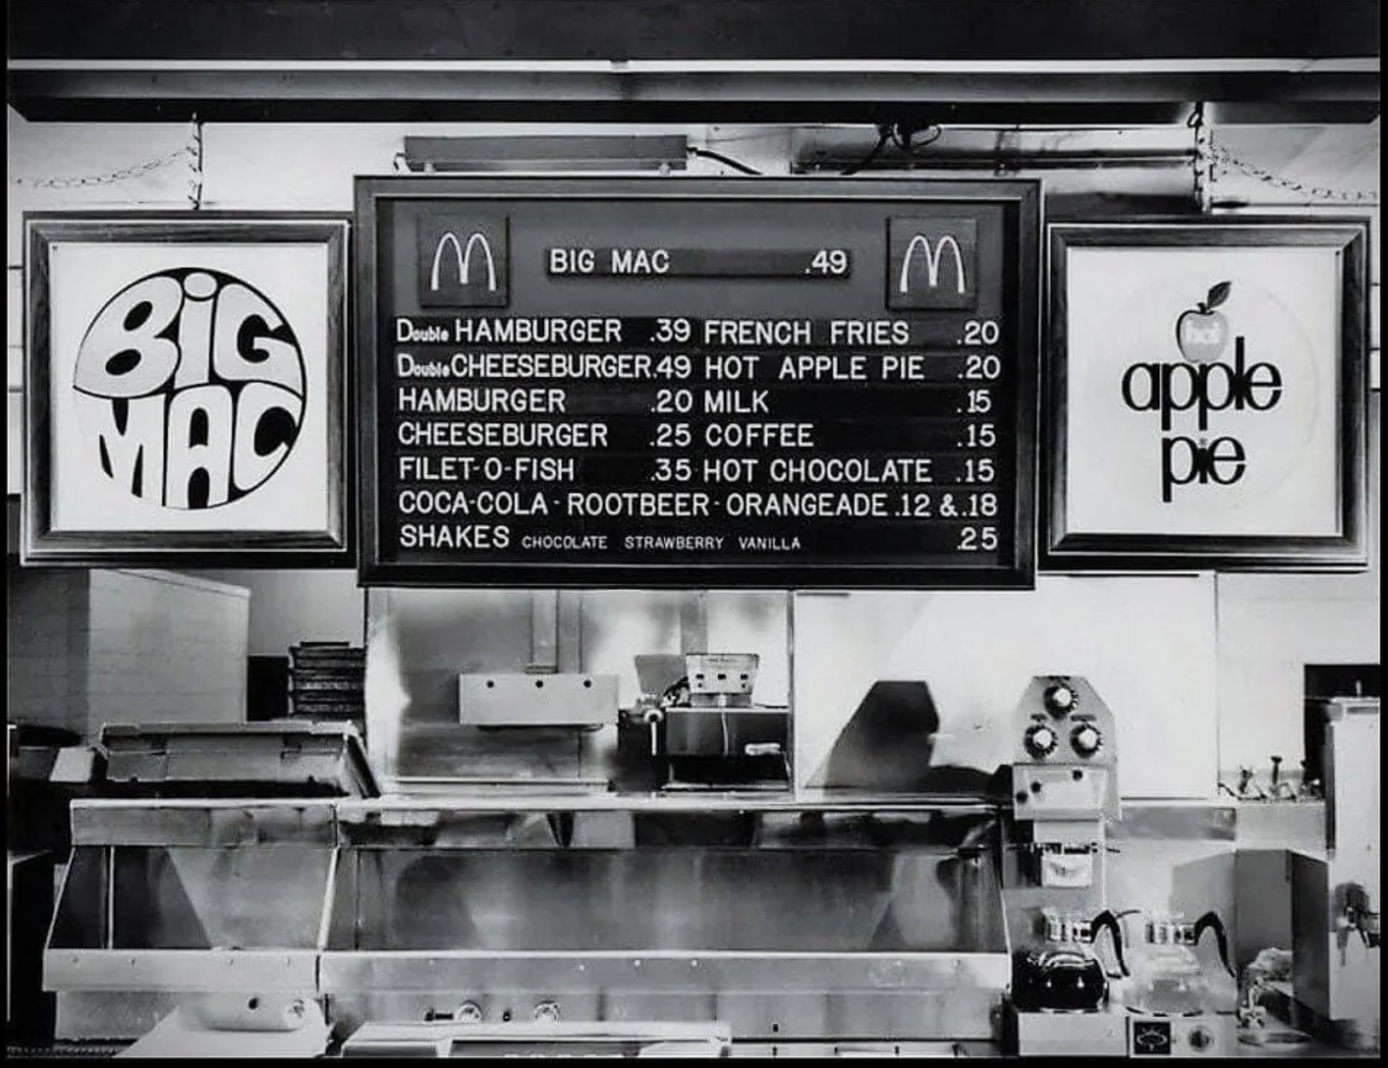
[
  {"left": 794, "top": 576, "right": 1220, "bottom": 798},
  {"left": 191, "top": 569, "right": 363, "bottom": 658},
  {"left": 86, "top": 570, "right": 250, "bottom": 729},
  {"left": 6, "top": 568, "right": 249, "bottom": 739}
]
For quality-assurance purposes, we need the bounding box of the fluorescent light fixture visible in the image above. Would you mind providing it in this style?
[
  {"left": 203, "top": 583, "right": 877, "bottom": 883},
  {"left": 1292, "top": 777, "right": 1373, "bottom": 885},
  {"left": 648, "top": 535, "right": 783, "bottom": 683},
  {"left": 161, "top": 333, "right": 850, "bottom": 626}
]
[{"left": 401, "top": 134, "right": 689, "bottom": 173}]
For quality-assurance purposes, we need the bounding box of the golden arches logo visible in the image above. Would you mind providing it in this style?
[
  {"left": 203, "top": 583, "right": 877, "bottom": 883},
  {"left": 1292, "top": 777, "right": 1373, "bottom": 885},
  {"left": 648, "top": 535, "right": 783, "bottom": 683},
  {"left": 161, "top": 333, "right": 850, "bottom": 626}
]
[
  {"left": 430, "top": 231, "right": 498, "bottom": 292},
  {"left": 898, "top": 234, "right": 967, "bottom": 295}
]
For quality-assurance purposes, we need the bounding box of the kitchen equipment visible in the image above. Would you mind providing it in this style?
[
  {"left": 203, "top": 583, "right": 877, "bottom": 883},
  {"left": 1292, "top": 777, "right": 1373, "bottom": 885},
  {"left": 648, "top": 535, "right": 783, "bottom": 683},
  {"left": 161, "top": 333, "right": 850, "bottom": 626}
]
[
  {"left": 45, "top": 798, "right": 336, "bottom": 1042},
  {"left": 97, "top": 721, "right": 379, "bottom": 799},
  {"left": 1122, "top": 912, "right": 1237, "bottom": 1057},
  {"left": 458, "top": 672, "right": 618, "bottom": 728},
  {"left": 1014, "top": 908, "right": 1127, "bottom": 1013},
  {"left": 324, "top": 797, "right": 1009, "bottom": 1054},
  {"left": 628, "top": 652, "right": 790, "bottom": 790},
  {"left": 1126, "top": 912, "right": 1234, "bottom": 1017},
  {"left": 340, "top": 1020, "right": 733, "bottom": 1058},
  {"left": 1293, "top": 695, "right": 1380, "bottom": 1051},
  {"left": 1010, "top": 909, "right": 1129, "bottom": 1056},
  {"left": 1009, "top": 675, "right": 1119, "bottom": 888}
]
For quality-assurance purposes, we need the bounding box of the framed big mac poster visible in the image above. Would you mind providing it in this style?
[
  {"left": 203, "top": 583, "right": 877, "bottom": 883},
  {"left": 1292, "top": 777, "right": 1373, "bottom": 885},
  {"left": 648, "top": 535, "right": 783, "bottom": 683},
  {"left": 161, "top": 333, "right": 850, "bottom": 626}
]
[
  {"left": 23, "top": 213, "right": 350, "bottom": 565},
  {"left": 1045, "top": 219, "right": 1369, "bottom": 571}
]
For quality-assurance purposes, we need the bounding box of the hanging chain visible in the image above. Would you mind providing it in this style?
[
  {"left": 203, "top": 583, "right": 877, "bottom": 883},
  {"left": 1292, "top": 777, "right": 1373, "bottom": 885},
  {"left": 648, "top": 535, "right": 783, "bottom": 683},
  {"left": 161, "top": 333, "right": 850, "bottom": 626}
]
[
  {"left": 11, "top": 118, "right": 200, "bottom": 191},
  {"left": 1208, "top": 132, "right": 1379, "bottom": 206},
  {"left": 1188, "top": 103, "right": 1213, "bottom": 213},
  {"left": 186, "top": 115, "right": 205, "bottom": 209}
]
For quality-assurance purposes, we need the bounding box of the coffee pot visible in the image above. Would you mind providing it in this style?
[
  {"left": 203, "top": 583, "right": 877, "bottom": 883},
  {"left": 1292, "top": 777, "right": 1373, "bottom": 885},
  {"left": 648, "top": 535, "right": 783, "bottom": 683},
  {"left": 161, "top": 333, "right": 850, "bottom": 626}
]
[
  {"left": 1013, "top": 908, "right": 1128, "bottom": 1013},
  {"left": 1125, "top": 911, "right": 1235, "bottom": 1017}
]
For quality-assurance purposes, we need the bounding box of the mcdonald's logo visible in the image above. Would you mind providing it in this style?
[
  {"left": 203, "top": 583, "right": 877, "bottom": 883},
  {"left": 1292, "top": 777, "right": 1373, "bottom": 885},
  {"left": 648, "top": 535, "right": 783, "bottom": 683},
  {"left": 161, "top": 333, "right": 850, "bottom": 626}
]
[
  {"left": 886, "top": 217, "right": 978, "bottom": 311},
  {"left": 898, "top": 234, "right": 967, "bottom": 295},
  {"left": 417, "top": 213, "right": 509, "bottom": 308},
  {"left": 430, "top": 231, "right": 498, "bottom": 293}
]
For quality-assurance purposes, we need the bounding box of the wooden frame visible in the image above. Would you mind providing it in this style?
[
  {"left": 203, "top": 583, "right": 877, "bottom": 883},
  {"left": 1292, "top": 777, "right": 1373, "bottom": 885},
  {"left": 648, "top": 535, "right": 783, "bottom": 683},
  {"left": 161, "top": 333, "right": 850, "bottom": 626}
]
[
  {"left": 23, "top": 212, "right": 351, "bottom": 566},
  {"left": 1044, "top": 218, "right": 1370, "bottom": 571}
]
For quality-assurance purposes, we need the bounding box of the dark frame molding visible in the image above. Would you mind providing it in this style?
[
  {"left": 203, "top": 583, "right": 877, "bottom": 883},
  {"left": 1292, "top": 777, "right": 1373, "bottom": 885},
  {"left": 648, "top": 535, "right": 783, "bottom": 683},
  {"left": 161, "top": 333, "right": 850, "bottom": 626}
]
[
  {"left": 22, "top": 211, "right": 354, "bottom": 568},
  {"left": 355, "top": 175, "right": 1041, "bottom": 589},
  {"left": 1043, "top": 217, "right": 1370, "bottom": 572}
]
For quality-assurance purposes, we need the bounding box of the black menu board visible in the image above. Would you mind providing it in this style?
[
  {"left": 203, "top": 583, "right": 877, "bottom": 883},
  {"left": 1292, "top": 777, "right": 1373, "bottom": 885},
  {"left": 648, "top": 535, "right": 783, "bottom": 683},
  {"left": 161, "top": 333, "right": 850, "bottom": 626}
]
[{"left": 357, "top": 178, "right": 1039, "bottom": 588}]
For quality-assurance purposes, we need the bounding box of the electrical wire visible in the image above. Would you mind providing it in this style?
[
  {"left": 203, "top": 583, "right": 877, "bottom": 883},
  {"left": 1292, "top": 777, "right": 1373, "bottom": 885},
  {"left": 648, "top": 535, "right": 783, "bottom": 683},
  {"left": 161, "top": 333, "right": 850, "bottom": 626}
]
[
  {"left": 687, "top": 146, "right": 762, "bottom": 176},
  {"left": 890, "top": 123, "right": 944, "bottom": 155},
  {"left": 840, "top": 125, "right": 893, "bottom": 175}
]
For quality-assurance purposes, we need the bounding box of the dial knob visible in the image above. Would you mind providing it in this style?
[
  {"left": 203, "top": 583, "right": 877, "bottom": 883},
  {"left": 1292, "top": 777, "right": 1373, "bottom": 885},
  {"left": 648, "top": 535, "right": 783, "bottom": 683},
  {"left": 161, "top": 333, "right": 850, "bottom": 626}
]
[
  {"left": 1044, "top": 684, "right": 1077, "bottom": 717},
  {"left": 532, "top": 1002, "right": 561, "bottom": 1023},
  {"left": 1025, "top": 724, "right": 1058, "bottom": 758},
  {"left": 1071, "top": 724, "right": 1102, "bottom": 756},
  {"left": 455, "top": 1002, "right": 484, "bottom": 1024}
]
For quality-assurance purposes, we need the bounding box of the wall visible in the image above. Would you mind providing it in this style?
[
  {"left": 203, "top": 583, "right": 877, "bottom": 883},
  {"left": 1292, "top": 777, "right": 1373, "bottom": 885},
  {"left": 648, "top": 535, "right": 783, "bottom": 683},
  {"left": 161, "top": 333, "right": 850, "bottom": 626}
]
[
  {"left": 190, "top": 569, "right": 363, "bottom": 658},
  {"left": 6, "top": 109, "right": 1380, "bottom": 796},
  {"left": 7, "top": 566, "right": 89, "bottom": 737},
  {"left": 5, "top": 568, "right": 250, "bottom": 739},
  {"left": 363, "top": 587, "right": 789, "bottom": 785},
  {"left": 794, "top": 576, "right": 1220, "bottom": 798},
  {"left": 1217, "top": 394, "right": 1382, "bottom": 779},
  {"left": 85, "top": 570, "right": 250, "bottom": 731}
]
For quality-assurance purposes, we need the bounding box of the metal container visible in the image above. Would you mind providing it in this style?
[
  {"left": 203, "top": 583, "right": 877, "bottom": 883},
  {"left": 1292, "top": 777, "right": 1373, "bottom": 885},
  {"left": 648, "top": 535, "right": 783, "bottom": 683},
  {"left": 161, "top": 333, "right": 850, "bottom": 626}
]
[
  {"left": 45, "top": 800, "right": 337, "bottom": 1041},
  {"left": 323, "top": 797, "right": 1010, "bottom": 1049},
  {"left": 1292, "top": 697, "right": 1380, "bottom": 1050}
]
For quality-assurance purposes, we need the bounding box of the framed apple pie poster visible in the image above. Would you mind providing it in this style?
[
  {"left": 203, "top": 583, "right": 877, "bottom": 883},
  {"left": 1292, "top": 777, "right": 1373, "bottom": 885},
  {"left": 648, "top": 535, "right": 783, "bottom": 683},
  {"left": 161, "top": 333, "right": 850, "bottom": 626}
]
[
  {"left": 1044, "top": 219, "right": 1370, "bottom": 571},
  {"left": 22, "top": 213, "right": 351, "bottom": 565}
]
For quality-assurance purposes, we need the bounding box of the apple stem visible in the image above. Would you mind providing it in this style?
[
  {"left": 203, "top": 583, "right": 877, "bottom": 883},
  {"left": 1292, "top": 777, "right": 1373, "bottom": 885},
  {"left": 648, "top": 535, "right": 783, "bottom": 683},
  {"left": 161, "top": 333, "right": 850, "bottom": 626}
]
[{"left": 1197, "top": 303, "right": 1208, "bottom": 314}]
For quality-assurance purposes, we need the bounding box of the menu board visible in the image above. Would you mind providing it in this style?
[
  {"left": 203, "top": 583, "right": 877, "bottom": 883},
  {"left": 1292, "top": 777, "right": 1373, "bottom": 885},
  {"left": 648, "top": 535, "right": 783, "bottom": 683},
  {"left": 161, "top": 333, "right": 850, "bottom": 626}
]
[{"left": 357, "top": 178, "right": 1039, "bottom": 588}]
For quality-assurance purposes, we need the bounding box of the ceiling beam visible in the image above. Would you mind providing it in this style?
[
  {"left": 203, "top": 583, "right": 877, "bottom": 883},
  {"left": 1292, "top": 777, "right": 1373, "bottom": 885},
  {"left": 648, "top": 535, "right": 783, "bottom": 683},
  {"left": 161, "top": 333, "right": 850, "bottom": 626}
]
[
  {"left": 6, "top": 1, "right": 1379, "bottom": 124},
  {"left": 7, "top": 69, "right": 1379, "bottom": 125},
  {"left": 6, "top": 0, "right": 1382, "bottom": 63}
]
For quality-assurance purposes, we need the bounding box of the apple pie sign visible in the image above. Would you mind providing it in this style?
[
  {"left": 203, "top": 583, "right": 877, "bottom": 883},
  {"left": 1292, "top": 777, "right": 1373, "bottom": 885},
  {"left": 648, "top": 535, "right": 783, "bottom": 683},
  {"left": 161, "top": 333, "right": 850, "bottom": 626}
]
[
  {"left": 1115, "top": 279, "right": 1318, "bottom": 506},
  {"left": 72, "top": 268, "right": 306, "bottom": 510}
]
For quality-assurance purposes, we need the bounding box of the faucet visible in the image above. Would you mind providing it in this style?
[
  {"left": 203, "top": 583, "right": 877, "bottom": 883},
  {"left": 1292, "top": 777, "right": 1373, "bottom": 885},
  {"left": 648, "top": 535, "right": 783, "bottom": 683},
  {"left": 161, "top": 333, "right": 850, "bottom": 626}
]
[
  {"left": 1236, "top": 767, "right": 1266, "bottom": 800},
  {"left": 1268, "top": 756, "right": 1297, "bottom": 801}
]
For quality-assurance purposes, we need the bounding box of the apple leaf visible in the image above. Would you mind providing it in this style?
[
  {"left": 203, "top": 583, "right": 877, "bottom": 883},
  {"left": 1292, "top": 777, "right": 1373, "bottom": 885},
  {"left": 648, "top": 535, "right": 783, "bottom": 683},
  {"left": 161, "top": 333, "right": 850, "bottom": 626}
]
[{"left": 1206, "top": 281, "right": 1232, "bottom": 309}]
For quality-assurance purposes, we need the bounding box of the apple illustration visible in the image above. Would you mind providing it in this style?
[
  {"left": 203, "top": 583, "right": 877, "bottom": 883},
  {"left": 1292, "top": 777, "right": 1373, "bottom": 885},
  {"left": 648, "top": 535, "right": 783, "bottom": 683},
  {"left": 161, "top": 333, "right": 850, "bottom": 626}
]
[{"left": 1176, "top": 281, "right": 1232, "bottom": 363}]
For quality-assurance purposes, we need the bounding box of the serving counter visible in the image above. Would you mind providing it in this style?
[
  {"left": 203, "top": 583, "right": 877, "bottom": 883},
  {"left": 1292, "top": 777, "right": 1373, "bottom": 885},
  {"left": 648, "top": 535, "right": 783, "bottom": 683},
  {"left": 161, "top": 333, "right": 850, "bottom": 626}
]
[{"left": 44, "top": 793, "right": 1010, "bottom": 1057}]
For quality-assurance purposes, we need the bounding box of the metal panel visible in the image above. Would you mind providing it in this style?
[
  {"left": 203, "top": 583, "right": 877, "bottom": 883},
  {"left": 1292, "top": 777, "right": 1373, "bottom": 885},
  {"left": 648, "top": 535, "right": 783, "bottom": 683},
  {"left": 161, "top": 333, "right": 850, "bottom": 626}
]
[
  {"left": 70, "top": 800, "right": 338, "bottom": 848},
  {"left": 46, "top": 948, "right": 317, "bottom": 992},
  {"left": 458, "top": 673, "right": 618, "bottom": 727}
]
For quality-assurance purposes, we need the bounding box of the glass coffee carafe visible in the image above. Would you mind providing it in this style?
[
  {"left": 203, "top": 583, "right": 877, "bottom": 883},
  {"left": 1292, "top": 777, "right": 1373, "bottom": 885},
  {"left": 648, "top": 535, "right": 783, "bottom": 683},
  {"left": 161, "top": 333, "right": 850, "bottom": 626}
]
[{"left": 1126, "top": 911, "right": 1234, "bottom": 1016}]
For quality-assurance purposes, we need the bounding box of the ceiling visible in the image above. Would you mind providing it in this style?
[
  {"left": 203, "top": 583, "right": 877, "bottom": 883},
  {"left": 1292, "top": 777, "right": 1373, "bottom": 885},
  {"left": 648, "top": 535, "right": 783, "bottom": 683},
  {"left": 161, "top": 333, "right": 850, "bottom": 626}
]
[{"left": 5, "top": 0, "right": 1380, "bottom": 125}]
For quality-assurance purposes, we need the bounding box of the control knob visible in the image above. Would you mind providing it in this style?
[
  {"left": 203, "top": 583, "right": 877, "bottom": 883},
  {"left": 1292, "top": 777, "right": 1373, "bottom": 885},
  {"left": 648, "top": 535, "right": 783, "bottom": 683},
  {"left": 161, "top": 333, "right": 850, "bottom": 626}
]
[
  {"left": 1024, "top": 724, "right": 1058, "bottom": 758},
  {"left": 532, "top": 1001, "right": 562, "bottom": 1023},
  {"left": 1044, "top": 683, "right": 1077, "bottom": 717},
  {"left": 1071, "top": 724, "right": 1102, "bottom": 757}
]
